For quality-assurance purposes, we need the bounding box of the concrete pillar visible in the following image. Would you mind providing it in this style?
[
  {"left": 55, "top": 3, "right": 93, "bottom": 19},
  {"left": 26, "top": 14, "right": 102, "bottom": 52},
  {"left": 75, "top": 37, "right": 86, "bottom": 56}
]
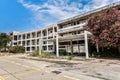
[
  {"left": 20, "top": 34, "right": 22, "bottom": 46},
  {"left": 52, "top": 26, "right": 55, "bottom": 52},
  {"left": 17, "top": 35, "right": 19, "bottom": 46},
  {"left": 39, "top": 30, "right": 43, "bottom": 55},
  {"left": 76, "top": 40, "right": 80, "bottom": 53},
  {"left": 46, "top": 29, "right": 48, "bottom": 51},
  {"left": 84, "top": 30, "right": 89, "bottom": 59},
  {"left": 56, "top": 33, "right": 59, "bottom": 57},
  {"left": 96, "top": 43, "right": 99, "bottom": 53},
  {"left": 39, "top": 38, "right": 42, "bottom": 55},
  {"left": 25, "top": 34, "right": 27, "bottom": 52},
  {"left": 30, "top": 32, "right": 32, "bottom": 52},
  {"left": 70, "top": 40, "right": 73, "bottom": 54},
  {"left": 53, "top": 26, "right": 55, "bottom": 39},
  {"left": 35, "top": 32, "right": 37, "bottom": 50}
]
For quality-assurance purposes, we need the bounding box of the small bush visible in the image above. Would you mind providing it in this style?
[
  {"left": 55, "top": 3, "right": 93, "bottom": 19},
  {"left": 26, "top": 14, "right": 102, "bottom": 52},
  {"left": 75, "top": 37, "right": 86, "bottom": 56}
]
[
  {"left": 68, "top": 54, "right": 74, "bottom": 60},
  {"left": 31, "top": 49, "right": 39, "bottom": 57},
  {"left": 92, "top": 51, "right": 120, "bottom": 58},
  {"left": 39, "top": 52, "right": 54, "bottom": 58},
  {"left": 9, "top": 46, "right": 25, "bottom": 53}
]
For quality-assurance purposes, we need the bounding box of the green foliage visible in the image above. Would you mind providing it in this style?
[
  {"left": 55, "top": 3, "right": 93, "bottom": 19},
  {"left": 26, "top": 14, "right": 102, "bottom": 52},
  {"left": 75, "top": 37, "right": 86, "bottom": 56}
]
[
  {"left": 0, "top": 33, "right": 11, "bottom": 52},
  {"left": 9, "top": 46, "right": 25, "bottom": 53},
  {"left": 31, "top": 49, "right": 39, "bottom": 57},
  {"left": 39, "top": 52, "right": 54, "bottom": 58},
  {"left": 31, "top": 50, "right": 55, "bottom": 58},
  {"left": 68, "top": 54, "right": 74, "bottom": 60},
  {"left": 92, "top": 51, "right": 120, "bottom": 58}
]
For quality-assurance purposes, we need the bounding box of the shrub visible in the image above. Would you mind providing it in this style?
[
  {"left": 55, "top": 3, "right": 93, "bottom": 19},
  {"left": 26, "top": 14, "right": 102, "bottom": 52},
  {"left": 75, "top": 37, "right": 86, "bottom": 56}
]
[
  {"left": 39, "top": 52, "right": 54, "bottom": 58},
  {"left": 92, "top": 51, "right": 120, "bottom": 58},
  {"left": 31, "top": 49, "right": 39, "bottom": 57},
  {"left": 68, "top": 54, "right": 74, "bottom": 60},
  {"left": 9, "top": 46, "right": 25, "bottom": 53}
]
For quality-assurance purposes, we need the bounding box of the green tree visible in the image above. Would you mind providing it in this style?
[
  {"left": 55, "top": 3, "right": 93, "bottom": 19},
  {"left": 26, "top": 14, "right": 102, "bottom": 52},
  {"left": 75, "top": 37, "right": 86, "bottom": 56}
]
[{"left": 0, "top": 33, "right": 11, "bottom": 52}]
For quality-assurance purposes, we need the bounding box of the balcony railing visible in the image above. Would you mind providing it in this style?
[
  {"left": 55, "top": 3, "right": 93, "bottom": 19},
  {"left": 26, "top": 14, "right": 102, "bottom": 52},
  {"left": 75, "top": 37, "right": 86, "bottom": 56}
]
[{"left": 58, "top": 22, "right": 87, "bottom": 32}]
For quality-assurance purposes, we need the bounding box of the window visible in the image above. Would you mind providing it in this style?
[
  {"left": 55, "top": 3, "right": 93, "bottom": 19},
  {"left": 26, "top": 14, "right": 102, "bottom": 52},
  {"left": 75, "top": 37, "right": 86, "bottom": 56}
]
[
  {"left": 14, "top": 35, "right": 17, "bottom": 40},
  {"left": 74, "top": 22, "right": 76, "bottom": 25},
  {"left": 72, "top": 31, "right": 77, "bottom": 35},
  {"left": 78, "top": 31, "right": 81, "bottom": 34},
  {"left": 77, "top": 21, "right": 80, "bottom": 24}
]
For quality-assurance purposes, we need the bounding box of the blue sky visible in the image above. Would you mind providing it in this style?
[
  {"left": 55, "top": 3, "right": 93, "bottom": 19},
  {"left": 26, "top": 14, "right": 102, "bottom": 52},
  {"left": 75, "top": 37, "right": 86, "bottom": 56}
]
[{"left": 0, "top": 0, "right": 119, "bottom": 33}]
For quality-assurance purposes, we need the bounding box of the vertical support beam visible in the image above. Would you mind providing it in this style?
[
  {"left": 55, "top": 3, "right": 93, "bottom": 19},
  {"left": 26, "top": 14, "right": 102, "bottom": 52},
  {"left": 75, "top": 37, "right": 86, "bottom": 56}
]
[
  {"left": 78, "top": 41, "right": 80, "bottom": 53},
  {"left": 96, "top": 43, "right": 99, "bottom": 53},
  {"left": 46, "top": 29, "right": 48, "bottom": 51},
  {"left": 35, "top": 32, "right": 37, "bottom": 50},
  {"left": 16, "top": 34, "right": 20, "bottom": 46},
  {"left": 84, "top": 30, "right": 89, "bottom": 59},
  {"left": 53, "top": 26, "right": 55, "bottom": 39},
  {"left": 30, "top": 32, "right": 32, "bottom": 52},
  {"left": 20, "top": 34, "right": 22, "bottom": 46},
  {"left": 52, "top": 26, "right": 55, "bottom": 52},
  {"left": 25, "top": 34, "right": 27, "bottom": 52},
  {"left": 56, "top": 32, "right": 59, "bottom": 57},
  {"left": 39, "top": 30, "right": 43, "bottom": 55},
  {"left": 70, "top": 40, "right": 73, "bottom": 54},
  {"left": 39, "top": 38, "right": 42, "bottom": 55}
]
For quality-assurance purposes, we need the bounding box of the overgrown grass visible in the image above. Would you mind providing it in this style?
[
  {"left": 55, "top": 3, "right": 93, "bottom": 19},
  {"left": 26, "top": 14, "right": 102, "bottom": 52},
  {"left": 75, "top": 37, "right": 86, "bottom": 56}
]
[
  {"left": 31, "top": 49, "right": 39, "bottom": 57},
  {"left": 39, "top": 52, "right": 55, "bottom": 58},
  {"left": 9, "top": 46, "right": 25, "bottom": 53},
  {"left": 68, "top": 54, "right": 74, "bottom": 60},
  {"left": 31, "top": 50, "right": 55, "bottom": 58}
]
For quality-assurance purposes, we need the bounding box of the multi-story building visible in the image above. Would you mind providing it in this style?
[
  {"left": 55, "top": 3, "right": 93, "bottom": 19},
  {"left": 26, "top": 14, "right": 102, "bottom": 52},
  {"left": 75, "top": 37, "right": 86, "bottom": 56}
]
[{"left": 10, "top": 1, "right": 120, "bottom": 58}]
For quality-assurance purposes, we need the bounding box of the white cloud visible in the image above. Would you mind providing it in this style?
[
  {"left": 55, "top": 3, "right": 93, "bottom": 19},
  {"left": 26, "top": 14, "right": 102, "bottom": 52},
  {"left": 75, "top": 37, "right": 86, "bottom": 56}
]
[{"left": 18, "top": 0, "right": 120, "bottom": 29}]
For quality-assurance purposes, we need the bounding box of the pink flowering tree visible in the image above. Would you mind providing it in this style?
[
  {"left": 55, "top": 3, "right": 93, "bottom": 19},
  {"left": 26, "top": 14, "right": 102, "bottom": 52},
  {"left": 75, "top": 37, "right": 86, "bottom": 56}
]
[{"left": 84, "top": 8, "right": 120, "bottom": 52}]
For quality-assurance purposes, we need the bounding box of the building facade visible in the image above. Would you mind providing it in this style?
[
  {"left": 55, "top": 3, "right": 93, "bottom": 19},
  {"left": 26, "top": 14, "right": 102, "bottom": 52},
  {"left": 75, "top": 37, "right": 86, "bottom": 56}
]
[{"left": 10, "top": 1, "right": 120, "bottom": 58}]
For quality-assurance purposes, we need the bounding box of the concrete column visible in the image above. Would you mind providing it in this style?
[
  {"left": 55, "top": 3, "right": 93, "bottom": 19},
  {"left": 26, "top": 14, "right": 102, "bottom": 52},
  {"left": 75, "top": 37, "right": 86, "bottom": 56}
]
[
  {"left": 20, "top": 34, "right": 22, "bottom": 46},
  {"left": 17, "top": 34, "right": 20, "bottom": 46},
  {"left": 52, "top": 26, "right": 55, "bottom": 52},
  {"left": 46, "top": 29, "right": 48, "bottom": 51},
  {"left": 39, "top": 38, "right": 42, "bottom": 55},
  {"left": 78, "top": 40, "right": 80, "bottom": 53},
  {"left": 70, "top": 40, "right": 73, "bottom": 54},
  {"left": 35, "top": 32, "right": 37, "bottom": 50},
  {"left": 30, "top": 32, "right": 32, "bottom": 52},
  {"left": 84, "top": 30, "right": 89, "bottom": 59},
  {"left": 96, "top": 43, "right": 99, "bottom": 52},
  {"left": 25, "top": 34, "right": 27, "bottom": 52},
  {"left": 39, "top": 30, "right": 43, "bottom": 55},
  {"left": 53, "top": 26, "right": 55, "bottom": 39},
  {"left": 56, "top": 33, "right": 59, "bottom": 57}
]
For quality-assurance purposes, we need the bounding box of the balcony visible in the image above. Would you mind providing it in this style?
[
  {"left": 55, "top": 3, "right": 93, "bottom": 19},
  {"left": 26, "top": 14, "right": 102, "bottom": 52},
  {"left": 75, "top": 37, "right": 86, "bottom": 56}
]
[{"left": 58, "top": 22, "right": 87, "bottom": 33}]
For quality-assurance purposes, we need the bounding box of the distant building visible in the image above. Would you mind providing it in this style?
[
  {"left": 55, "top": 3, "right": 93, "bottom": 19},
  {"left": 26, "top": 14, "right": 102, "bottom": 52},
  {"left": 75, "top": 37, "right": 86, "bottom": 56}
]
[{"left": 10, "top": 1, "right": 120, "bottom": 58}]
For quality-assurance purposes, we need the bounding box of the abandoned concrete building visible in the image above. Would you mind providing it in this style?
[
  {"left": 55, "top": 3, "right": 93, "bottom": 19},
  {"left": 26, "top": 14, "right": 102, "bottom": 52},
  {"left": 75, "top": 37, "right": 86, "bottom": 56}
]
[{"left": 10, "top": 1, "right": 120, "bottom": 58}]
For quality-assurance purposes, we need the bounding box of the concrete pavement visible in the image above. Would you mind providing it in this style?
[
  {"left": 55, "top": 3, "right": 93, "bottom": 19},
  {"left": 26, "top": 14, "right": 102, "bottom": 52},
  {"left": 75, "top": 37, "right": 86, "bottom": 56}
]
[
  {"left": 1, "top": 54, "right": 118, "bottom": 80},
  {"left": 0, "top": 56, "right": 73, "bottom": 80}
]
